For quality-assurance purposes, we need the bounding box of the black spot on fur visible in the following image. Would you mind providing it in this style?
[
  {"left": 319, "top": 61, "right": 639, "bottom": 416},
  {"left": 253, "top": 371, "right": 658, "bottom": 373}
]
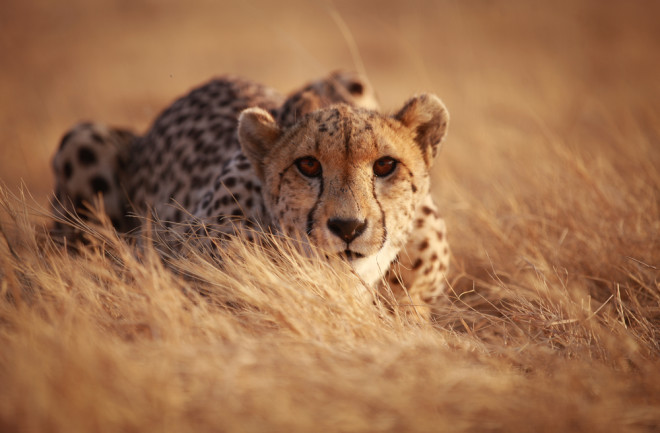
[
  {"left": 73, "top": 195, "right": 85, "bottom": 210},
  {"left": 78, "top": 147, "right": 97, "bottom": 165},
  {"left": 63, "top": 162, "right": 73, "bottom": 180},
  {"left": 90, "top": 176, "right": 110, "bottom": 194},
  {"left": 115, "top": 154, "right": 125, "bottom": 170},
  {"left": 111, "top": 217, "right": 122, "bottom": 229},
  {"left": 191, "top": 176, "right": 204, "bottom": 189},
  {"left": 347, "top": 81, "right": 364, "bottom": 96},
  {"left": 190, "top": 129, "right": 204, "bottom": 141},
  {"left": 172, "top": 180, "right": 184, "bottom": 195},
  {"left": 155, "top": 123, "right": 167, "bottom": 137},
  {"left": 201, "top": 192, "right": 212, "bottom": 208}
]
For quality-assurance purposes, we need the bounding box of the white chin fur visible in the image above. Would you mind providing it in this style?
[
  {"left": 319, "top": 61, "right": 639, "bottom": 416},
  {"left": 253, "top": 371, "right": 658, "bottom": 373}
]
[{"left": 350, "top": 240, "right": 398, "bottom": 287}]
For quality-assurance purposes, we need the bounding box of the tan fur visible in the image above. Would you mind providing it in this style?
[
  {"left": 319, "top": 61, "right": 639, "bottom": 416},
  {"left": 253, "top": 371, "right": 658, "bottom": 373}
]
[
  {"left": 50, "top": 72, "right": 451, "bottom": 315},
  {"left": 239, "top": 95, "right": 450, "bottom": 308}
]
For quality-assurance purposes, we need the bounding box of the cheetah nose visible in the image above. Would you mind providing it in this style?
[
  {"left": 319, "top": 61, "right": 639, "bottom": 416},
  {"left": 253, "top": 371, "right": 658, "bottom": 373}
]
[{"left": 327, "top": 218, "right": 367, "bottom": 243}]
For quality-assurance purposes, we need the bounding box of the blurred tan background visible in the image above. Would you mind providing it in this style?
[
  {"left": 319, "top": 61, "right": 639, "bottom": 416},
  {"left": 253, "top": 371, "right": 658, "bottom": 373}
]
[{"left": 1, "top": 0, "right": 659, "bottom": 207}]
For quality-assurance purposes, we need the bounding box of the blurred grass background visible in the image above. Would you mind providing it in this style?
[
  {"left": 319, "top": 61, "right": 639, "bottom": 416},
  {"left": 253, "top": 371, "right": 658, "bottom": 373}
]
[{"left": 1, "top": 0, "right": 658, "bottom": 203}]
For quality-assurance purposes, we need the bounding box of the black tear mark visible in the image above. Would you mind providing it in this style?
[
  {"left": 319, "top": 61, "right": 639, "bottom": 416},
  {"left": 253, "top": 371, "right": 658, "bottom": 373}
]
[
  {"left": 274, "top": 162, "right": 296, "bottom": 205},
  {"left": 306, "top": 176, "right": 324, "bottom": 236},
  {"left": 371, "top": 173, "right": 387, "bottom": 249}
]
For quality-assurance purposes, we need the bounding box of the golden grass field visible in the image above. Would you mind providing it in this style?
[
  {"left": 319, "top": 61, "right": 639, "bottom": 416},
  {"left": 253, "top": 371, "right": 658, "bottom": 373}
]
[{"left": 1, "top": 0, "right": 659, "bottom": 431}]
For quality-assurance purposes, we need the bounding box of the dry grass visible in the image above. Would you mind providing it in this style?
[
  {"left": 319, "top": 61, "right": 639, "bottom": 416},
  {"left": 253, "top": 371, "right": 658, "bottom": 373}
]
[{"left": 1, "top": 1, "right": 659, "bottom": 432}]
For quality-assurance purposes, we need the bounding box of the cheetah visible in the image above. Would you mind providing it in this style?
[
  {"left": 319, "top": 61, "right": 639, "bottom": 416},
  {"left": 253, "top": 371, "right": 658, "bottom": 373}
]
[{"left": 51, "top": 71, "right": 450, "bottom": 319}]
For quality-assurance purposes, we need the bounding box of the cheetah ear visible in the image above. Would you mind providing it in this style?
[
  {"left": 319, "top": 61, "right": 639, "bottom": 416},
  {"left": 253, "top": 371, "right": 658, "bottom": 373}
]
[
  {"left": 394, "top": 94, "right": 449, "bottom": 167},
  {"left": 238, "top": 107, "right": 282, "bottom": 180}
]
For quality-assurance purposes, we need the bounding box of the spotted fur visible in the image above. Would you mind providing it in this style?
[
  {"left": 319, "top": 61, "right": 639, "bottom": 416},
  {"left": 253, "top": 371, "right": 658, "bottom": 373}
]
[
  {"left": 50, "top": 72, "right": 450, "bottom": 319},
  {"left": 51, "top": 122, "right": 137, "bottom": 239}
]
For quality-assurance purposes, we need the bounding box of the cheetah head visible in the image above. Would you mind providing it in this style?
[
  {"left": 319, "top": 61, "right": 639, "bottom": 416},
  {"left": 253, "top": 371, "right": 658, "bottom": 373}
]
[
  {"left": 238, "top": 95, "right": 448, "bottom": 287},
  {"left": 276, "top": 70, "right": 380, "bottom": 127}
]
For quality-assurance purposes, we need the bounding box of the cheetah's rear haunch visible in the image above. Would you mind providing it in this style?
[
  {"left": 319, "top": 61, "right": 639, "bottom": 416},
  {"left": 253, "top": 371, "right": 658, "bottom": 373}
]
[{"left": 51, "top": 71, "right": 450, "bottom": 319}]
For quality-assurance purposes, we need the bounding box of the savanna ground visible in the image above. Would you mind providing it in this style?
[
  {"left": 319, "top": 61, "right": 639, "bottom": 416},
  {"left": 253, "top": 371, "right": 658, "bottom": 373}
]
[{"left": 1, "top": 1, "right": 659, "bottom": 432}]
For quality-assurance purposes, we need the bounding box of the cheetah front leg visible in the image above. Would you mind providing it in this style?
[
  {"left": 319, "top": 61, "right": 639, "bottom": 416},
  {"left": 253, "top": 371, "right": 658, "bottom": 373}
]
[
  {"left": 384, "top": 194, "right": 450, "bottom": 321},
  {"left": 51, "top": 122, "right": 137, "bottom": 241}
]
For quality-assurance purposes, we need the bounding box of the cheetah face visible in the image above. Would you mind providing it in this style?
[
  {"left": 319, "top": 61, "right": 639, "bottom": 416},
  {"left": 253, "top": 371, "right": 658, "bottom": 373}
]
[{"left": 238, "top": 95, "right": 448, "bottom": 286}]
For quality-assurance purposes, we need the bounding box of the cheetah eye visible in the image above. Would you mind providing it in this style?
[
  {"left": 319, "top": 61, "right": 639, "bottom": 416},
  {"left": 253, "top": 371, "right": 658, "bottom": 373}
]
[
  {"left": 373, "top": 157, "right": 397, "bottom": 177},
  {"left": 295, "top": 156, "right": 322, "bottom": 178}
]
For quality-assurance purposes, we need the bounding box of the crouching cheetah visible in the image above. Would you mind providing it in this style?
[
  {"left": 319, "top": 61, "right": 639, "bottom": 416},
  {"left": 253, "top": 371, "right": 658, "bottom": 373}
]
[{"left": 51, "top": 71, "right": 450, "bottom": 320}]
